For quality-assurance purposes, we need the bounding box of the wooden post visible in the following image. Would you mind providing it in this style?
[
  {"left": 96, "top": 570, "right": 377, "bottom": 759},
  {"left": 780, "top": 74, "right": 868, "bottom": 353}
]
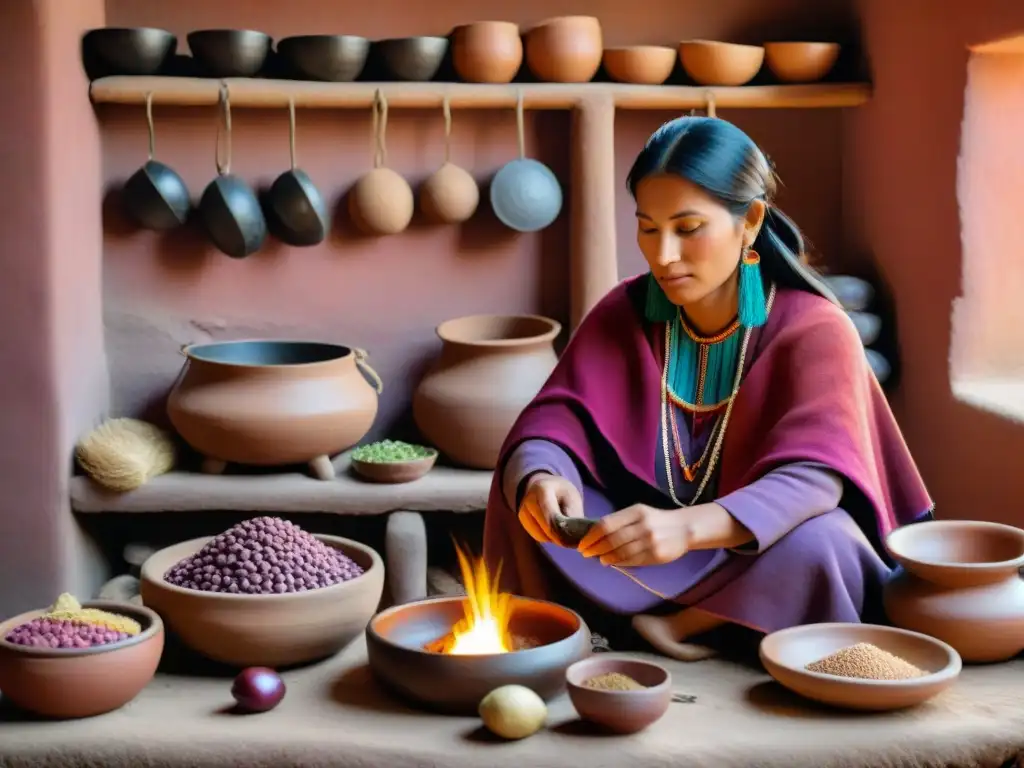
[{"left": 570, "top": 93, "right": 619, "bottom": 330}]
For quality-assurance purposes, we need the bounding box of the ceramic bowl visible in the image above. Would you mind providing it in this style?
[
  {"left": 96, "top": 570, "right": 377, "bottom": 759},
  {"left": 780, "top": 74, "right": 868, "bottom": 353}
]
[
  {"left": 764, "top": 42, "right": 840, "bottom": 83},
  {"left": 566, "top": 655, "right": 673, "bottom": 733},
  {"left": 452, "top": 21, "right": 523, "bottom": 83},
  {"left": 187, "top": 29, "right": 272, "bottom": 78},
  {"left": 140, "top": 534, "right": 384, "bottom": 667},
  {"left": 376, "top": 37, "right": 449, "bottom": 81},
  {"left": 0, "top": 601, "right": 164, "bottom": 718},
  {"left": 82, "top": 27, "right": 177, "bottom": 76},
  {"left": 759, "top": 622, "right": 961, "bottom": 711},
  {"left": 678, "top": 40, "right": 765, "bottom": 86},
  {"left": 602, "top": 46, "right": 676, "bottom": 85},
  {"left": 277, "top": 35, "right": 370, "bottom": 82},
  {"left": 525, "top": 16, "right": 603, "bottom": 83},
  {"left": 885, "top": 519, "right": 1024, "bottom": 588},
  {"left": 352, "top": 450, "right": 438, "bottom": 484},
  {"left": 366, "top": 595, "right": 591, "bottom": 714}
]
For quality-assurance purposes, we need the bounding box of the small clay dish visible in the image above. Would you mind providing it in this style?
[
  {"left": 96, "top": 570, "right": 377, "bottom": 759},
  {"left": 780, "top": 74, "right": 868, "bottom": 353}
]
[
  {"left": 678, "top": 40, "right": 764, "bottom": 86},
  {"left": 759, "top": 622, "right": 961, "bottom": 711},
  {"left": 566, "top": 655, "right": 672, "bottom": 733},
  {"left": 603, "top": 46, "right": 676, "bottom": 85},
  {"left": 277, "top": 35, "right": 370, "bottom": 82},
  {"left": 764, "top": 42, "right": 840, "bottom": 83},
  {"left": 0, "top": 601, "right": 164, "bottom": 719},
  {"left": 82, "top": 27, "right": 177, "bottom": 76},
  {"left": 376, "top": 36, "right": 449, "bottom": 81},
  {"left": 352, "top": 449, "right": 438, "bottom": 484},
  {"left": 187, "top": 29, "right": 272, "bottom": 78}
]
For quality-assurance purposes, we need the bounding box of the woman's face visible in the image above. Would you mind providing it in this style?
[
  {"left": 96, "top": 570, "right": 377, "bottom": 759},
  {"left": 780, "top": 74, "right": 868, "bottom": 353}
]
[{"left": 635, "top": 173, "right": 764, "bottom": 314}]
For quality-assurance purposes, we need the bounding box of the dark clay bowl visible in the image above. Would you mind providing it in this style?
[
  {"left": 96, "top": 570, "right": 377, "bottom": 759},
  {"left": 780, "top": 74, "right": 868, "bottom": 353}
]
[
  {"left": 366, "top": 595, "right": 591, "bottom": 714},
  {"left": 277, "top": 35, "right": 370, "bottom": 81},
  {"left": 352, "top": 450, "right": 438, "bottom": 484},
  {"left": 0, "top": 601, "right": 164, "bottom": 719},
  {"left": 82, "top": 27, "right": 177, "bottom": 76},
  {"left": 187, "top": 29, "right": 272, "bottom": 78},
  {"left": 376, "top": 36, "right": 449, "bottom": 81},
  {"left": 566, "top": 656, "right": 672, "bottom": 733}
]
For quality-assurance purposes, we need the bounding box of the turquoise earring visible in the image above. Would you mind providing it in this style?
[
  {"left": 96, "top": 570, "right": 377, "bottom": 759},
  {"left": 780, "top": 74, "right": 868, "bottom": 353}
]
[
  {"left": 737, "top": 247, "right": 768, "bottom": 328},
  {"left": 644, "top": 272, "right": 677, "bottom": 322}
]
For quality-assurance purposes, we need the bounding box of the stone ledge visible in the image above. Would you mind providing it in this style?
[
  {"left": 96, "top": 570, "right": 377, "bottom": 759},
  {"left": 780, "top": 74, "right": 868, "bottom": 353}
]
[{"left": 70, "top": 451, "right": 492, "bottom": 515}]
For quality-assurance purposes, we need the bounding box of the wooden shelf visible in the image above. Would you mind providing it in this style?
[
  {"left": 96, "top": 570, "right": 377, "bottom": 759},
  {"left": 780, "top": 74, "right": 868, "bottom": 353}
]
[
  {"left": 90, "top": 76, "right": 871, "bottom": 110},
  {"left": 70, "top": 450, "right": 492, "bottom": 515}
]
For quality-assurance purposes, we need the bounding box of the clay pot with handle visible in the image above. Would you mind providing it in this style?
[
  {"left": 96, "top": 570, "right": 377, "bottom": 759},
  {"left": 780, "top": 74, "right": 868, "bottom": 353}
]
[
  {"left": 167, "top": 340, "right": 383, "bottom": 480},
  {"left": 883, "top": 519, "right": 1024, "bottom": 662},
  {"left": 412, "top": 314, "right": 560, "bottom": 469}
]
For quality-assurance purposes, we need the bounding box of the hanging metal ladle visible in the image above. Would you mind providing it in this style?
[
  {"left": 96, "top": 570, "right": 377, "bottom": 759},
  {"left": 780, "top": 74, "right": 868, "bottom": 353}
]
[
  {"left": 197, "top": 82, "right": 267, "bottom": 258},
  {"left": 266, "top": 97, "right": 329, "bottom": 246},
  {"left": 122, "top": 92, "right": 191, "bottom": 231}
]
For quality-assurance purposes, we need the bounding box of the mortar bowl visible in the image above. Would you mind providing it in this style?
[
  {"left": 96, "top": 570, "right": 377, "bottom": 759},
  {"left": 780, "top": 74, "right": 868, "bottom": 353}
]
[{"left": 366, "top": 595, "right": 591, "bottom": 714}]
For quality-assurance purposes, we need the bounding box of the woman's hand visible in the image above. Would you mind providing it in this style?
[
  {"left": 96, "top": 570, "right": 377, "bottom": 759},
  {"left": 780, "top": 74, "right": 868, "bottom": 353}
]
[
  {"left": 517, "top": 473, "right": 584, "bottom": 545},
  {"left": 577, "top": 504, "right": 692, "bottom": 566}
]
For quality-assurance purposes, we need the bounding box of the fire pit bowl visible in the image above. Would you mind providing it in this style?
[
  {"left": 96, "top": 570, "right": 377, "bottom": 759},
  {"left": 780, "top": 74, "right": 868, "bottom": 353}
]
[{"left": 366, "top": 595, "right": 591, "bottom": 714}]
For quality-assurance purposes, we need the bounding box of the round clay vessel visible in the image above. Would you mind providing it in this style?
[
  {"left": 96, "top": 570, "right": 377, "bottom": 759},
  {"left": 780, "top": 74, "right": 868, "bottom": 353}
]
[
  {"left": 525, "top": 16, "right": 603, "bottom": 83},
  {"left": 140, "top": 534, "right": 384, "bottom": 667},
  {"left": 602, "top": 46, "right": 676, "bottom": 85},
  {"left": 420, "top": 163, "right": 480, "bottom": 224},
  {"left": 349, "top": 167, "right": 415, "bottom": 235},
  {"left": 566, "top": 656, "right": 672, "bottom": 733},
  {"left": 412, "top": 314, "right": 560, "bottom": 469},
  {"left": 166, "top": 340, "right": 379, "bottom": 476},
  {"left": 352, "top": 450, "right": 438, "bottom": 484},
  {"left": 883, "top": 519, "right": 1024, "bottom": 662},
  {"left": 759, "top": 622, "right": 961, "bottom": 711},
  {"left": 678, "top": 40, "right": 765, "bottom": 86},
  {"left": 452, "top": 21, "right": 523, "bottom": 83},
  {"left": 366, "top": 595, "right": 591, "bottom": 714},
  {"left": 0, "top": 601, "right": 164, "bottom": 718},
  {"left": 764, "top": 42, "right": 840, "bottom": 83}
]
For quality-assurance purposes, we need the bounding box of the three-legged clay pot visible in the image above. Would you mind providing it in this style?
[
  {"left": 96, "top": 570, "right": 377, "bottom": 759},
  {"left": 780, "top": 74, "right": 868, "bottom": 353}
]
[
  {"left": 883, "top": 519, "right": 1024, "bottom": 662},
  {"left": 167, "top": 340, "right": 382, "bottom": 480},
  {"left": 412, "top": 315, "right": 560, "bottom": 470}
]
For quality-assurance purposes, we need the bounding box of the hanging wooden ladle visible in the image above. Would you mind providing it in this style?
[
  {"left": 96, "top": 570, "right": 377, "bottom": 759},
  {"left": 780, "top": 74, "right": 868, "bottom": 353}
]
[
  {"left": 348, "top": 90, "right": 414, "bottom": 236},
  {"left": 489, "top": 89, "right": 563, "bottom": 233},
  {"left": 197, "top": 82, "right": 267, "bottom": 258},
  {"left": 266, "top": 97, "right": 329, "bottom": 246},
  {"left": 419, "top": 95, "right": 479, "bottom": 225},
  {"left": 122, "top": 92, "right": 191, "bottom": 231}
]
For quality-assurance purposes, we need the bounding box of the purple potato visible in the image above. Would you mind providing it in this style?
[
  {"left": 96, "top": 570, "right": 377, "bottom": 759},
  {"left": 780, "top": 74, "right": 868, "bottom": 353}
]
[{"left": 231, "top": 667, "right": 286, "bottom": 713}]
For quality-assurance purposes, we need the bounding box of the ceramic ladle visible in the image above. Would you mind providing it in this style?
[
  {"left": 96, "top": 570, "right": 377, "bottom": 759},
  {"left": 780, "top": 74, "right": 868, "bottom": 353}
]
[
  {"left": 122, "top": 92, "right": 191, "bottom": 231},
  {"left": 419, "top": 96, "right": 479, "bottom": 225},
  {"left": 266, "top": 97, "right": 329, "bottom": 246},
  {"left": 198, "top": 82, "right": 267, "bottom": 258},
  {"left": 489, "top": 90, "right": 563, "bottom": 232}
]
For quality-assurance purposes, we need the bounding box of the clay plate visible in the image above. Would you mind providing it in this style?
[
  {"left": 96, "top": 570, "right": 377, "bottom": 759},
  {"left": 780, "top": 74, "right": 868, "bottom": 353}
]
[
  {"left": 0, "top": 600, "right": 164, "bottom": 718},
  {"left": 566, "top": 655, "right": 672, "bottom": 733},
  {"left": 759, "top": 622, "right": 961, "bottom": 711},
  {"left": 351, "top": 450, "right": 438, "bottom": 484}
]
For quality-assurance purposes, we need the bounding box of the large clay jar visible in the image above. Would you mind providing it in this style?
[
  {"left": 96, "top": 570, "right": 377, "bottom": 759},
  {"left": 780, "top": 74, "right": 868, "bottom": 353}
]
[
  {"left": 525, "top": 16, "right": 603, "bottom": 83},
  {"left": 883, "top": 519, "right": 1024, "bottom": 662},
  {"left": 167, "top": 340, "right": 381, "bottom": 480},
  {"left": 412, "top": 315, "right": 560, "bottom": 469},
  {"left": 452, "top": 21, "right": 523, "bottom": 84}
]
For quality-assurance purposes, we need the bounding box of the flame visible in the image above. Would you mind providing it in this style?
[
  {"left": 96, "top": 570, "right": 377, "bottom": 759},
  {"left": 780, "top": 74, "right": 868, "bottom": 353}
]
[{"left": 427, "top": 542, "right": 514, "bottom": 655}]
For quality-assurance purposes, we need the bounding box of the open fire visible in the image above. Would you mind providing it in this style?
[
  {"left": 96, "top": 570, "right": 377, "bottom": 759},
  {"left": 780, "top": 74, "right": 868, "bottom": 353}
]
[{"left": 424, "top": 542, "right": 538, "bottom": 655}]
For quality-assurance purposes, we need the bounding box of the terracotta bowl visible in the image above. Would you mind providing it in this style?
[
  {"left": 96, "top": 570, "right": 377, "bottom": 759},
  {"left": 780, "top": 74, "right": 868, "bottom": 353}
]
[
  {"left": 759, "top": 623, "right": 961, "bottom": 711},
  {"left": 603, "top": 46, "right": 676, "bottom": 85},
  {"left": 366, "top": 595, "right": 591, "bottom": 714},
  {"left": 140, "top": 534, "right": 384, "bottom": 667},
  {"left": 452, "top": 21, "right": 523, "bottom": 83},
  {"left": 886, "top": 519, "right": 1024, "bottom": 587},
  {"left": 525, "top": 16, "right": 603, "bottom": 83},
  {"left": 678, "top": 40, "right": 765, "bottom": 86},
  {"left": 764, "top": 42, "right": 840, "bottom": 83},
  {"left": 0, "top": 601, "right": 164, "bottom": 718},
  {"left": 566, "top": 655, "right": 672, "bottom": 733},
  {"left": 352, "top": 449, "right": 438, "bottom": 483}
]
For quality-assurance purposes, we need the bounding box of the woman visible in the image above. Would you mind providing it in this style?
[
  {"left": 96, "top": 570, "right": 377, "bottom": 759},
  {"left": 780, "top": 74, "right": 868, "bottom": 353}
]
[{"left": 482, "top": 116, "right": 932, "bottom": 661}]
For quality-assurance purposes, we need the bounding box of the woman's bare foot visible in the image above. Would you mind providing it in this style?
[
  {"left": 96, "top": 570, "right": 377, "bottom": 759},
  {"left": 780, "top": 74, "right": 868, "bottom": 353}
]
[{"left": 632, "top": 608, "right": 725, "bottom": 662}]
